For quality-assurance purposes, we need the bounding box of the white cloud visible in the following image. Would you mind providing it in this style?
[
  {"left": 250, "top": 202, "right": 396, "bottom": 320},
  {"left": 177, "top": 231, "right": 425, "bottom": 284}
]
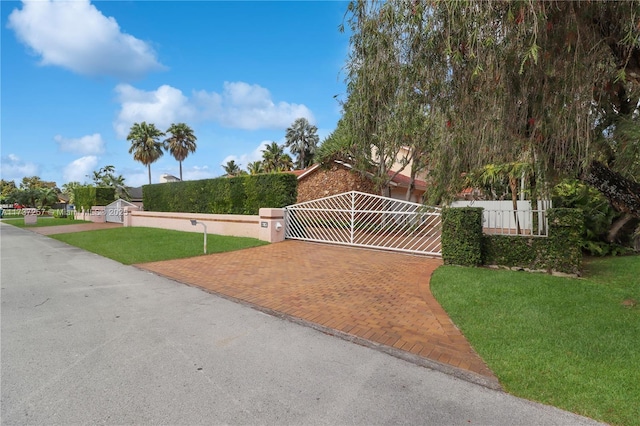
[
  {"left": 114, "top": 84, "right": 197, "bottom": 138},
  {"left": 120, "top": 165, "right": 212, "bottom": 187},
  {"left": 221, "top": 141, "right": 272, "bottom": 173},
  {"left": 122, "top": 171, "right": 148, "bottom": 188},
  {"left": 63, "top": 156, "right": 98, "bottom": 183},
  {"left": 54, "top": 133, "right": 105, "bottom": 155},
  {"left": 195, "top": 82, "right": 315, "bottom": 130},
  {"left": 179, "top": 166, "right": 215, "bottom": 181},
  {"left": 0, "top": 154, "right": 40, "bottom": 181},
  {"left": 7, "top": 0, "right": 164, "bottom": 79},
  {"left": 114, "top": 82, "right": 315, "bottom": 138}
]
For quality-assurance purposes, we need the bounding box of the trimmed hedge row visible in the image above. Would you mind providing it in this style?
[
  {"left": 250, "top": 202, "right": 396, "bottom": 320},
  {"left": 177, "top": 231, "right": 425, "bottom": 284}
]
[
  {"left": 74, "top": 187, "right": 116, "bottom": 211},
  {"left": 442, "top": 207, "right": 583, "bottom": 275},
  {"left": 441, "top": 207, "right": 484, "bottom": 266},
  {"left": 142, "top": 173, "right": 298, "bottom": 215}
]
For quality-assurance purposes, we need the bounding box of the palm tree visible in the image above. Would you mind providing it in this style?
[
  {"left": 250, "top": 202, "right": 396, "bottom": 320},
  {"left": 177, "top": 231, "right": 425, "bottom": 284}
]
[
  {"left": 277, "top": 154, "right": 294, "bottom": 172},
  {"left": 61, "top": 181, "right": 81, "bottom": 204},
  {"left": 127, "top": 122, "right": 165, "bottom": 185},
  {"left": 164, "top": 123, "right": 197, "bottom": 181},
  {"left": 37, "top": 187, "right": 59, "bottom": 209},
  {"left": 285, "top": 117, "right": 320, "bottom": 169},
  {"left": 90, "top": 165, "right": 130, "bottom": 199},
  {"left": 246, "top": 161, "right": 264, "bottom": 175},
  {"left": 262, "top": 142, "right": 285, "bottom": 173},
  {"left": 222, "top": 160, "right": 242, "bottom": 177}
]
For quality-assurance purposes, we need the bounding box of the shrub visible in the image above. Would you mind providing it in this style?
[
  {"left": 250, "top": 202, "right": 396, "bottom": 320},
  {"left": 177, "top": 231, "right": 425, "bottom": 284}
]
[
  {"left": 441, "top": 207, "right": 483, "bottom": 266},
  {"left": 443, "top": 207, "right": 584, "bottom": 274},
  {"left": 552, "top": 179, "right": 619, "bottom": 255},
  {"left": 143, "top": 173, "right": 298, "bottom": 215},
  {"left": 73, "top": 186, "right": 115, "bottom": 211}
]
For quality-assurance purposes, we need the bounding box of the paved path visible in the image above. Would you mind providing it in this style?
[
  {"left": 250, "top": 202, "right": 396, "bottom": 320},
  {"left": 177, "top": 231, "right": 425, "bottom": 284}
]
[
  {"left": 138, "top": 241, "right": 497, "bottom": 386},
  {"left": 29, "top": 221, "right": 122, "bottom": 235}
]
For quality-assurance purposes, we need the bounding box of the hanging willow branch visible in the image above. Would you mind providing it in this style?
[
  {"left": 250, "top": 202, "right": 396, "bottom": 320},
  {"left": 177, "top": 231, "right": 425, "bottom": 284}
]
[{"left": 341, "top": 0, "right": 640, "bottom": 205}]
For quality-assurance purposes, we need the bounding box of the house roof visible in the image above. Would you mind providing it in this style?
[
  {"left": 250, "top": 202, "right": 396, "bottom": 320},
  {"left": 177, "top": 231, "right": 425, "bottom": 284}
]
[
  {"left": 288, "top": 161, "right": 427, "bottom": 192},
  {"left": 387, "top": 171, "right": 427, "bottom": 191},
  {"left": 128, "top": 186, "right": 143, "bottom": 200},
  {"left": 285, "top": 164, "right": 321, "bottom": 179}
]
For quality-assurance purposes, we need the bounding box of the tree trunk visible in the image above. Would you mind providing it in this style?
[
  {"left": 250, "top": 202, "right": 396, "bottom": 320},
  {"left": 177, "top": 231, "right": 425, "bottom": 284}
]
[
  {"left": 179, "top": 161, "right": 183, "bottom": 181},
  {"left": 509, "top": 177, "right": 521, "bottom": 234},
  {"left": 606, "top": 213, "right": 635, "bottom": 244},
  {"left": 582, "top": 161, "right": 640, "bottom": 219},
  {"left": 148, "top": 165, "right": 152, "bottom": 185},
  {"left": 405, "top": 180, "right": 415, "bottom": 202},
  {"left": 405, "top": 164, "right": 417, "bottom": 202}
]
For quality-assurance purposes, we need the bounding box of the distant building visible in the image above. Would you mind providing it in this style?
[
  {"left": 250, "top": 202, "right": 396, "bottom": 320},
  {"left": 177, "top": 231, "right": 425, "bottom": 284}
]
[
  {"left": 159, "top": 174, "right": 181, "bottom": 183},
  {"left": 127, "top": 186, "right": 143, "bottom": 209}
]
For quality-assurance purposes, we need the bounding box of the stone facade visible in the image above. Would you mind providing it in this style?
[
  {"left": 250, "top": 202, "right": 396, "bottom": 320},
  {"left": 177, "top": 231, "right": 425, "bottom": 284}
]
[{"left": 296, "top": 164, "right": 377, "bottom": 203}]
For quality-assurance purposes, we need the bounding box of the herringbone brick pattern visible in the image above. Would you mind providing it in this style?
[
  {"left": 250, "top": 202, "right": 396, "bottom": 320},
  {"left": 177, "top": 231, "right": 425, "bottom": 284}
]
[{"left": 137, "top": 240, "right": 495, "bottom": 378}]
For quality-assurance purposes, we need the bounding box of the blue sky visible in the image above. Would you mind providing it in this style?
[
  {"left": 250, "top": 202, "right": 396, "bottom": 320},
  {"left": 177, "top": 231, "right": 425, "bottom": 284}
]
[{"left": 1, "top": 0, "right": 350, "bottom": 188}]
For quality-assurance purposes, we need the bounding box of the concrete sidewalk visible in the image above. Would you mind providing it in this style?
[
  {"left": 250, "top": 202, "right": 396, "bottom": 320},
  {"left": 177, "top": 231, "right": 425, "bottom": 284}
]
[
  {"left": 138, "top": 240, "right": 498, "bottom": 387},
  {"left": 29, "top": 221, "right": 122, "bottom": 235}
]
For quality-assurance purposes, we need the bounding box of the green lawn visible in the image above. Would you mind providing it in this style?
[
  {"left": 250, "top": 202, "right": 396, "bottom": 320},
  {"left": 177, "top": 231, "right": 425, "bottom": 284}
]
[
  {"left": 430, "top": 255, "right": 640, "bottom": 426},
  {"left": 51, "top": 227, "right": 269, "bottom": 264},
  {"left": 1, "top": 217, "right": 89, "bottom": 227}
]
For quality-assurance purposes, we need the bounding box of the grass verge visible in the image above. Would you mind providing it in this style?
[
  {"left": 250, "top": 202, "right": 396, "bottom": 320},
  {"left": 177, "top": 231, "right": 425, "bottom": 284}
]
[
  {"left": 1, "top": 217, "right": 89, "bottom": 227},
  {"left": 430, "top": 255, "right": 640, "bottom": 426},
  {"left": 51, "top": 227, "right": 269, "bottom": 264}
]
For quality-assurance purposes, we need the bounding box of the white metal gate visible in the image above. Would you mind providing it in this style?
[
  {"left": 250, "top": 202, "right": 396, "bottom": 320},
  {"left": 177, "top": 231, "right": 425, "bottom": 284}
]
[
  {"left": 285, "top": 191, "right": 441, "bottom": 256},
  {"left": 105, "top": 199, "right": 137, "bottom": 223}
]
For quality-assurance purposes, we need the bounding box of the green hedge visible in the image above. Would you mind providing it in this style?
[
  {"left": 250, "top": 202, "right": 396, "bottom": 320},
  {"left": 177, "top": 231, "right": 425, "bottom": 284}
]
[
  {"left": 73, "top": 186, "right": 115, "bottom": 211},
  {"left": 443, "top": 207, "right": 583, "bottom": 275},
  {"left": 96, "top": 187, "right": 116, "bottom": 206},
  {"left": 142, "top": 173, "right": 298, "bottom": 215},
  {"left": 482, "top": 235, "right": 549, "bottom": 270},
  {"left": 441, "top": 207, "right": 483, "bottom": 266},
  {"left": 546, "top": 208, "right": 583, "bottom": 274}
]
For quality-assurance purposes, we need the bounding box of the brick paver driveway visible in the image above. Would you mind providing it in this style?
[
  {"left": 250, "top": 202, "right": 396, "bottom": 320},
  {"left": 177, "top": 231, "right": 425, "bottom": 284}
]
[{"left": 138, "top": 240, "right": 497, "bottom": 385}]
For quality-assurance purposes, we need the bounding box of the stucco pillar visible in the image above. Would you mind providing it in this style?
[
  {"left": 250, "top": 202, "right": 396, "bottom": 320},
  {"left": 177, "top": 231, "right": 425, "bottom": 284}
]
[
  {"left": 122, "top": 206, "right": 138, "bottom": 227},
  {"left": 258, "top": 208, "right": 286, "bottom": 243}
]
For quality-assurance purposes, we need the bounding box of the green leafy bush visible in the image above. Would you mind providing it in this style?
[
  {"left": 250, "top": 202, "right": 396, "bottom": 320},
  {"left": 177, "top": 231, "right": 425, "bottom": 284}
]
[
  {"left": 441, "top": 207, "right": 483, "bottom": 266},
  {"left": 52, "top": 209, "right": 67, "bottom": 219},
  {"left": 95, "top": 187, "right": 116, "bottom": 206},
  {"left": 553, "top": 179, "right": 619, "bottom": 255},
  {"left": 443, "top": 207, "right": 583, "bottom": 274},
  {"left": 73, "top": 186, "right": 115, "bottom": 211},
  {"left": 73, "top": 186, "right": 95, "bottom": 211},
  {"left": 143, "top": 173, "right": 297, "bottom": 214},
  {"left": 482, "top": 209, "right": 583, "bottom": 274}
]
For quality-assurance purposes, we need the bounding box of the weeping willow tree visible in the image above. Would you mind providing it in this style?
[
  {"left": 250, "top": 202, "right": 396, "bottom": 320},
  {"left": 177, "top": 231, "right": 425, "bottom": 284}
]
[
  {"left": 337, "top": 0, "right": 436, "bottom": 197},
  {"left": 340, "top": 0, "right": 640, "bottom": 241}
]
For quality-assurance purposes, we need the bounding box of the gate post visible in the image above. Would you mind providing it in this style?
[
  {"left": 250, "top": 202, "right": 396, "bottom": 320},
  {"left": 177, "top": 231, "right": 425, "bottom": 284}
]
[
  {"left": 259, "top": 208, "right": 286, "bottom": 243},
  {"left": 350, "top": 191, "right": 355, "bottom": 244}
]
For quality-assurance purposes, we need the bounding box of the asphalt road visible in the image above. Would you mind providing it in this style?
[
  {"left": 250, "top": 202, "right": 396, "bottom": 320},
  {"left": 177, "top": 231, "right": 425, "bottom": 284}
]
[{"left": 0, "top": 223, "right": 603, "bottom": 425}]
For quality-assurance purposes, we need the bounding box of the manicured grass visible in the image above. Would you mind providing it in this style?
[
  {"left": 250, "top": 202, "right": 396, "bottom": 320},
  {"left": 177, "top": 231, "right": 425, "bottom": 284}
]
[
  {"left": 430, "top": 255, "right": 640, "bottom": 426},
  {"left": 1, "top": 217, "right": 90, "bottom": 227},
  {"left": 50, "top": 227, "right": 269, "bottom": 264}
]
